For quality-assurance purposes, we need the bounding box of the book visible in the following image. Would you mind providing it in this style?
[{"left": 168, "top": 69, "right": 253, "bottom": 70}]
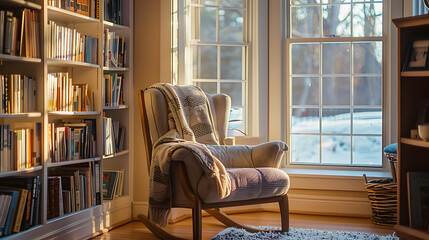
[
  {"left": 408, "top": 172, "right": 429, "bottom": 229},
  {"left": 0, "top": 11, "right": 5, "bottom": 53},
  {"left": 102, "top": 169, "right": 124, "bottom": 200},
  {"left": 0, "top": 190, "right": 19, "bottom": 236}
]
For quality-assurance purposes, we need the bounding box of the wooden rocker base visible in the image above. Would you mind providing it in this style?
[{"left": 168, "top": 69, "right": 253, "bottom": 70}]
[{"left": 138, "top": 201, "right": 289, "bottom": 240}]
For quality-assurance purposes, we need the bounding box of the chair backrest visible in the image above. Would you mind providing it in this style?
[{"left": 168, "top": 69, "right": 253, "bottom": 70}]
[{"left": 138, "top": 88, "right": 231, "bottom": 172}]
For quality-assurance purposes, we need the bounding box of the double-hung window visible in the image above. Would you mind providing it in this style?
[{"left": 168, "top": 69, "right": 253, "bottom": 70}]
[
  {"left": 176, "top": 0, "right": 249, "bottom": 134},
  {"left": 288, "top": 0, "right": 384, "bottom": 166}
]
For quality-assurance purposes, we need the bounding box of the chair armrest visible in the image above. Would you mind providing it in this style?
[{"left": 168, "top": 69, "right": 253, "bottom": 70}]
[
  {"left": 251, "top": 141, "right": 288, "bottom": 168},
  {"left": 205, "top": 141, "right": 288, "bottom": 168}
]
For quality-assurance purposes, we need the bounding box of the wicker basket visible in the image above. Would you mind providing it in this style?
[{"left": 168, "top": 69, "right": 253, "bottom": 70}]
[{"left": 363, "top": 175, "right": 397, "bottom": 226}]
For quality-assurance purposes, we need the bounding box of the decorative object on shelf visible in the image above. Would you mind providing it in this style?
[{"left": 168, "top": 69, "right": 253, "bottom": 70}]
[
  {"left": 407, "top": 172, "right": 429, "bottom": 230},
  {"left": 363, "top": 174, "right": 397, "bottom": 226},
  {"left": 418, "top": 123, "right": 429, "bottom": 141},
  {"left": 403, "top": 38, "right": 429, "bottom": 71},
  {"left": 411, "top": 129, "right": 419, "bottom": 139}
]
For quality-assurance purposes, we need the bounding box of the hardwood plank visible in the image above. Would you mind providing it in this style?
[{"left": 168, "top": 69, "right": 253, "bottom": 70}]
[{"left": 92, "top": 212, "right": 395, "bottom": 240}]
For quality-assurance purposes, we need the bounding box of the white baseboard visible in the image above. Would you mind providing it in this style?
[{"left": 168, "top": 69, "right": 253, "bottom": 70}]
[{"left": 132, "top": 201, "right": 149, "bottom": 219}]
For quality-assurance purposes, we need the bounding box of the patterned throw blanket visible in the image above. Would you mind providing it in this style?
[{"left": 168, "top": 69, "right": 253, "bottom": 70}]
[{"left": 148, "top": 84, "right": 232, "bottom": 227}]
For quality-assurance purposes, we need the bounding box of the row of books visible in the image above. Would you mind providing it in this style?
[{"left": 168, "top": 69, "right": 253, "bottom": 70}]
[
  {"left": 104, "top": 0, "right": 122, "bottom": 25},
  {"left": 104, "top": 73, "right": 123, "bottom": 106},
  {"left": 102, "top": 169, "right": 124, "bottom": 200},
  {"left": 103, "top": 117, "right": 125, "bottom": 156},
  {"left": 47, "top": 73, "right": 95, "bottom": 112},
  {"left": 0, "top": 123, "right": 41, "bottom": 173},
  {"left": 0, "top": 9, "right": 40, "bottom": 58},
  {"left": 47, "top": 20, "right": 98, "bottom": 64},
  {"left": 103, "top": 29, "right": 126, "bottom": 68},
  {"left": 48, "top": 0, "right": 99, "bottom": 19},
  {"left": 47, "top": 163, "right": 101, "bottom": 220},
  {"left": 0, "top": 74, "right": 37, "bottom": 114},
  {"left": 0, "top": 176, "right": 40, "bottom": 237},
  {"left": 48, "top": 119, "right": 97, "bottom": 163}
]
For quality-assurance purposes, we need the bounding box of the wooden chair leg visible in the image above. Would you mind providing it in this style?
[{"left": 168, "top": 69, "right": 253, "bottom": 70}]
[
  {"left": 193, "top": 199, "right": 202, "bottom": 240},
  {"left": 279, "top": 194, "right": 289, "bottom": 232}
]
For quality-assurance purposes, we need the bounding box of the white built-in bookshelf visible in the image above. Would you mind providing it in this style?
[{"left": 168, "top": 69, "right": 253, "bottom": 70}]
[{"left": 0, "top": 0, "right": 133, "bottom": 239}]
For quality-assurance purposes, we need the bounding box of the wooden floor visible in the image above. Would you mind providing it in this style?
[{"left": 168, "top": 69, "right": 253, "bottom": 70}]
[{"left": 92, "top": 211, "right": 395, "bottom": 240}]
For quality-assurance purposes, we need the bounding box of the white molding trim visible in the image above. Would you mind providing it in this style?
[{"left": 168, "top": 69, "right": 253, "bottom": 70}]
[{"left": 132, "top": 201, "right": 149, "bottom": 219}]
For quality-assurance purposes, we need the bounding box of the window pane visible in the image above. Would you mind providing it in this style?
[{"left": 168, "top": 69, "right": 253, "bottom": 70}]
[
  {"left": 292, "top": 77, "right": 319, "bottom": 106},
  {"left": 192, "top": 7, "right": 217, "bottom": 41},
  {"left": 322, "top": 108, "right": 350, "bottom": 134},
  {"left": 291, "top": 135, "right": 320, "bottom": 163},
  {"left": 219, "top": 9, "right": 243, "bottom": 42},
  {"left": 195, "top": 81, "right": 217, "bottom": 94},
  {"left": 219, "top": 0, "right": 244, "bottom": 8},
  {"left": 321, "top": 0, "right": 350, "bottom": 3},
  {"left": 291, "top": 108, "right": 320, "bottom": 133},
  {"left": 322, "top": 43, "right": 351, "bottom": 74},
  {"left": 291, "top": 6, "right": 321, "bottom": 38},
  {"left": 322, "top": 4, "right": 351, "bottom": 37},
  {"left": 353, "top": 108, "right": 382, "bottom": 134},
  {"left": 193, "top": 45, "right": 218, "bottom": 79},
  {"left": 322, "top": 135, "right": 351, "bottom": 164},
  {"left": 291, "top": 43, "right": 320, "bottom": 74},
  {"left": 228, "top": 107, "right": 244, "bottom": 134},
  {"left": 220, "top": 46, "right": 243, "bottom": 79},
  {"left": 353, "top": 76, "right": 382, "bottom": 106},
  {"left": 353, "top": 136, "right": 382, "bottom": 166},
  {"left": 221, "top": 82, "right": 243, "bottom": 106},
  {"left": 353, "top": 42, "right": 382, "bottom": 74},
  {"left": 322, "top": 77, "right": 350, "bottom": 105},
  {"left": 352, "top": 3, "right": 383, "bottom": 37},
  {"left": 291, "top": 0, "right": 321, "bottom": 4}
]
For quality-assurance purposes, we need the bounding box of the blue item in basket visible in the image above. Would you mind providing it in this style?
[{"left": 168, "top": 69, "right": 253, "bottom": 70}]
[{"left": 383, "top": 143, "right": 397, "bottom": 154}]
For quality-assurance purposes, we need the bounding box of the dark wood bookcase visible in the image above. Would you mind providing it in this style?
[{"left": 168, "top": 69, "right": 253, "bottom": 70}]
[{"left": 393, "top": 14, "right": 429, "bottom": 240}]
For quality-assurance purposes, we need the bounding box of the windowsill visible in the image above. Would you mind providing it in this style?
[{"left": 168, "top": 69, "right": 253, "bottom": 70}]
[
  {"left": 281, "top": 168, "right": 392, "bottom": 192},
  {"left": 282, "top": 168, "right": 392, "bottom": 179}
]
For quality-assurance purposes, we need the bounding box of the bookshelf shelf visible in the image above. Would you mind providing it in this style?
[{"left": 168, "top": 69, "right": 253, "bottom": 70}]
[
  {"left": 103, "top": 21, "right": 130, "bottom": 30},
  {"left": 0, "top": 112, "right": 42, "bottom": 118},
  {"left": 103, "top": 105, "right": 129, "bottom": 110},
  {"left": 2, "top": 0, "right": 42, "bottom": 10},
  {"left": 46, "top": 205, "right": 101, "bottom": 224},
  {"left": 47, "top": 59, "right": 100, "bottom": 68},
  {"left": 103, "top": 150, "right": 129, "bottom": 159},
  {"left": 0, "top": 166, "right": 42, "bottom": 178},
  {"left": 103, "top": 67, "right": 130, "bottom": 71},
  {"left": 47, "top": 6, "right": 100, "bottom": 23},
  {"left": 400, "top": 71, "right": 429, "bottom": 77},
  {"left": 103, "top": 195, "right": 131, "bottom": 206},
  {"left": 47, "top": 157, "right": 101, "bottom": 168},
  {"left": 48, "top": 111, "right": 101, "bottom": 116},
  {"left": 0, "top": 54, "right": 41, "bottom": 63},
  {"left": 401, "top": 138, "right": 429, "bottom": 148}
]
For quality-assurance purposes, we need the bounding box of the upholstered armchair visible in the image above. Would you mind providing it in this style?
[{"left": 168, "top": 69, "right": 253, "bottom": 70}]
[{"left": 138, "top": 87, "right": 290, "bottom": 240}]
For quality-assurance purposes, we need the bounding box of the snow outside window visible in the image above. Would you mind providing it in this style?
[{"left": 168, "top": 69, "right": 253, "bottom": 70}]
[{"left": 288, "top": 0, "right": 384, "bottom": 166}]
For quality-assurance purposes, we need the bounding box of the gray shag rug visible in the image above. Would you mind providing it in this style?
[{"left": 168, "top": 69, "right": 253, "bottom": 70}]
[{"left": 210, "top": 227, "right": 398, "bottom": 240}]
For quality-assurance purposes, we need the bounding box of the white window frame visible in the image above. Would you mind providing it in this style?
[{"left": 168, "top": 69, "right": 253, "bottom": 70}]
[
  {"left": 174, "top": 0, "right": 261, "bottom": 136},
  {"left": 282, "top": 0, "right": 393, "bottom": 172}
]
